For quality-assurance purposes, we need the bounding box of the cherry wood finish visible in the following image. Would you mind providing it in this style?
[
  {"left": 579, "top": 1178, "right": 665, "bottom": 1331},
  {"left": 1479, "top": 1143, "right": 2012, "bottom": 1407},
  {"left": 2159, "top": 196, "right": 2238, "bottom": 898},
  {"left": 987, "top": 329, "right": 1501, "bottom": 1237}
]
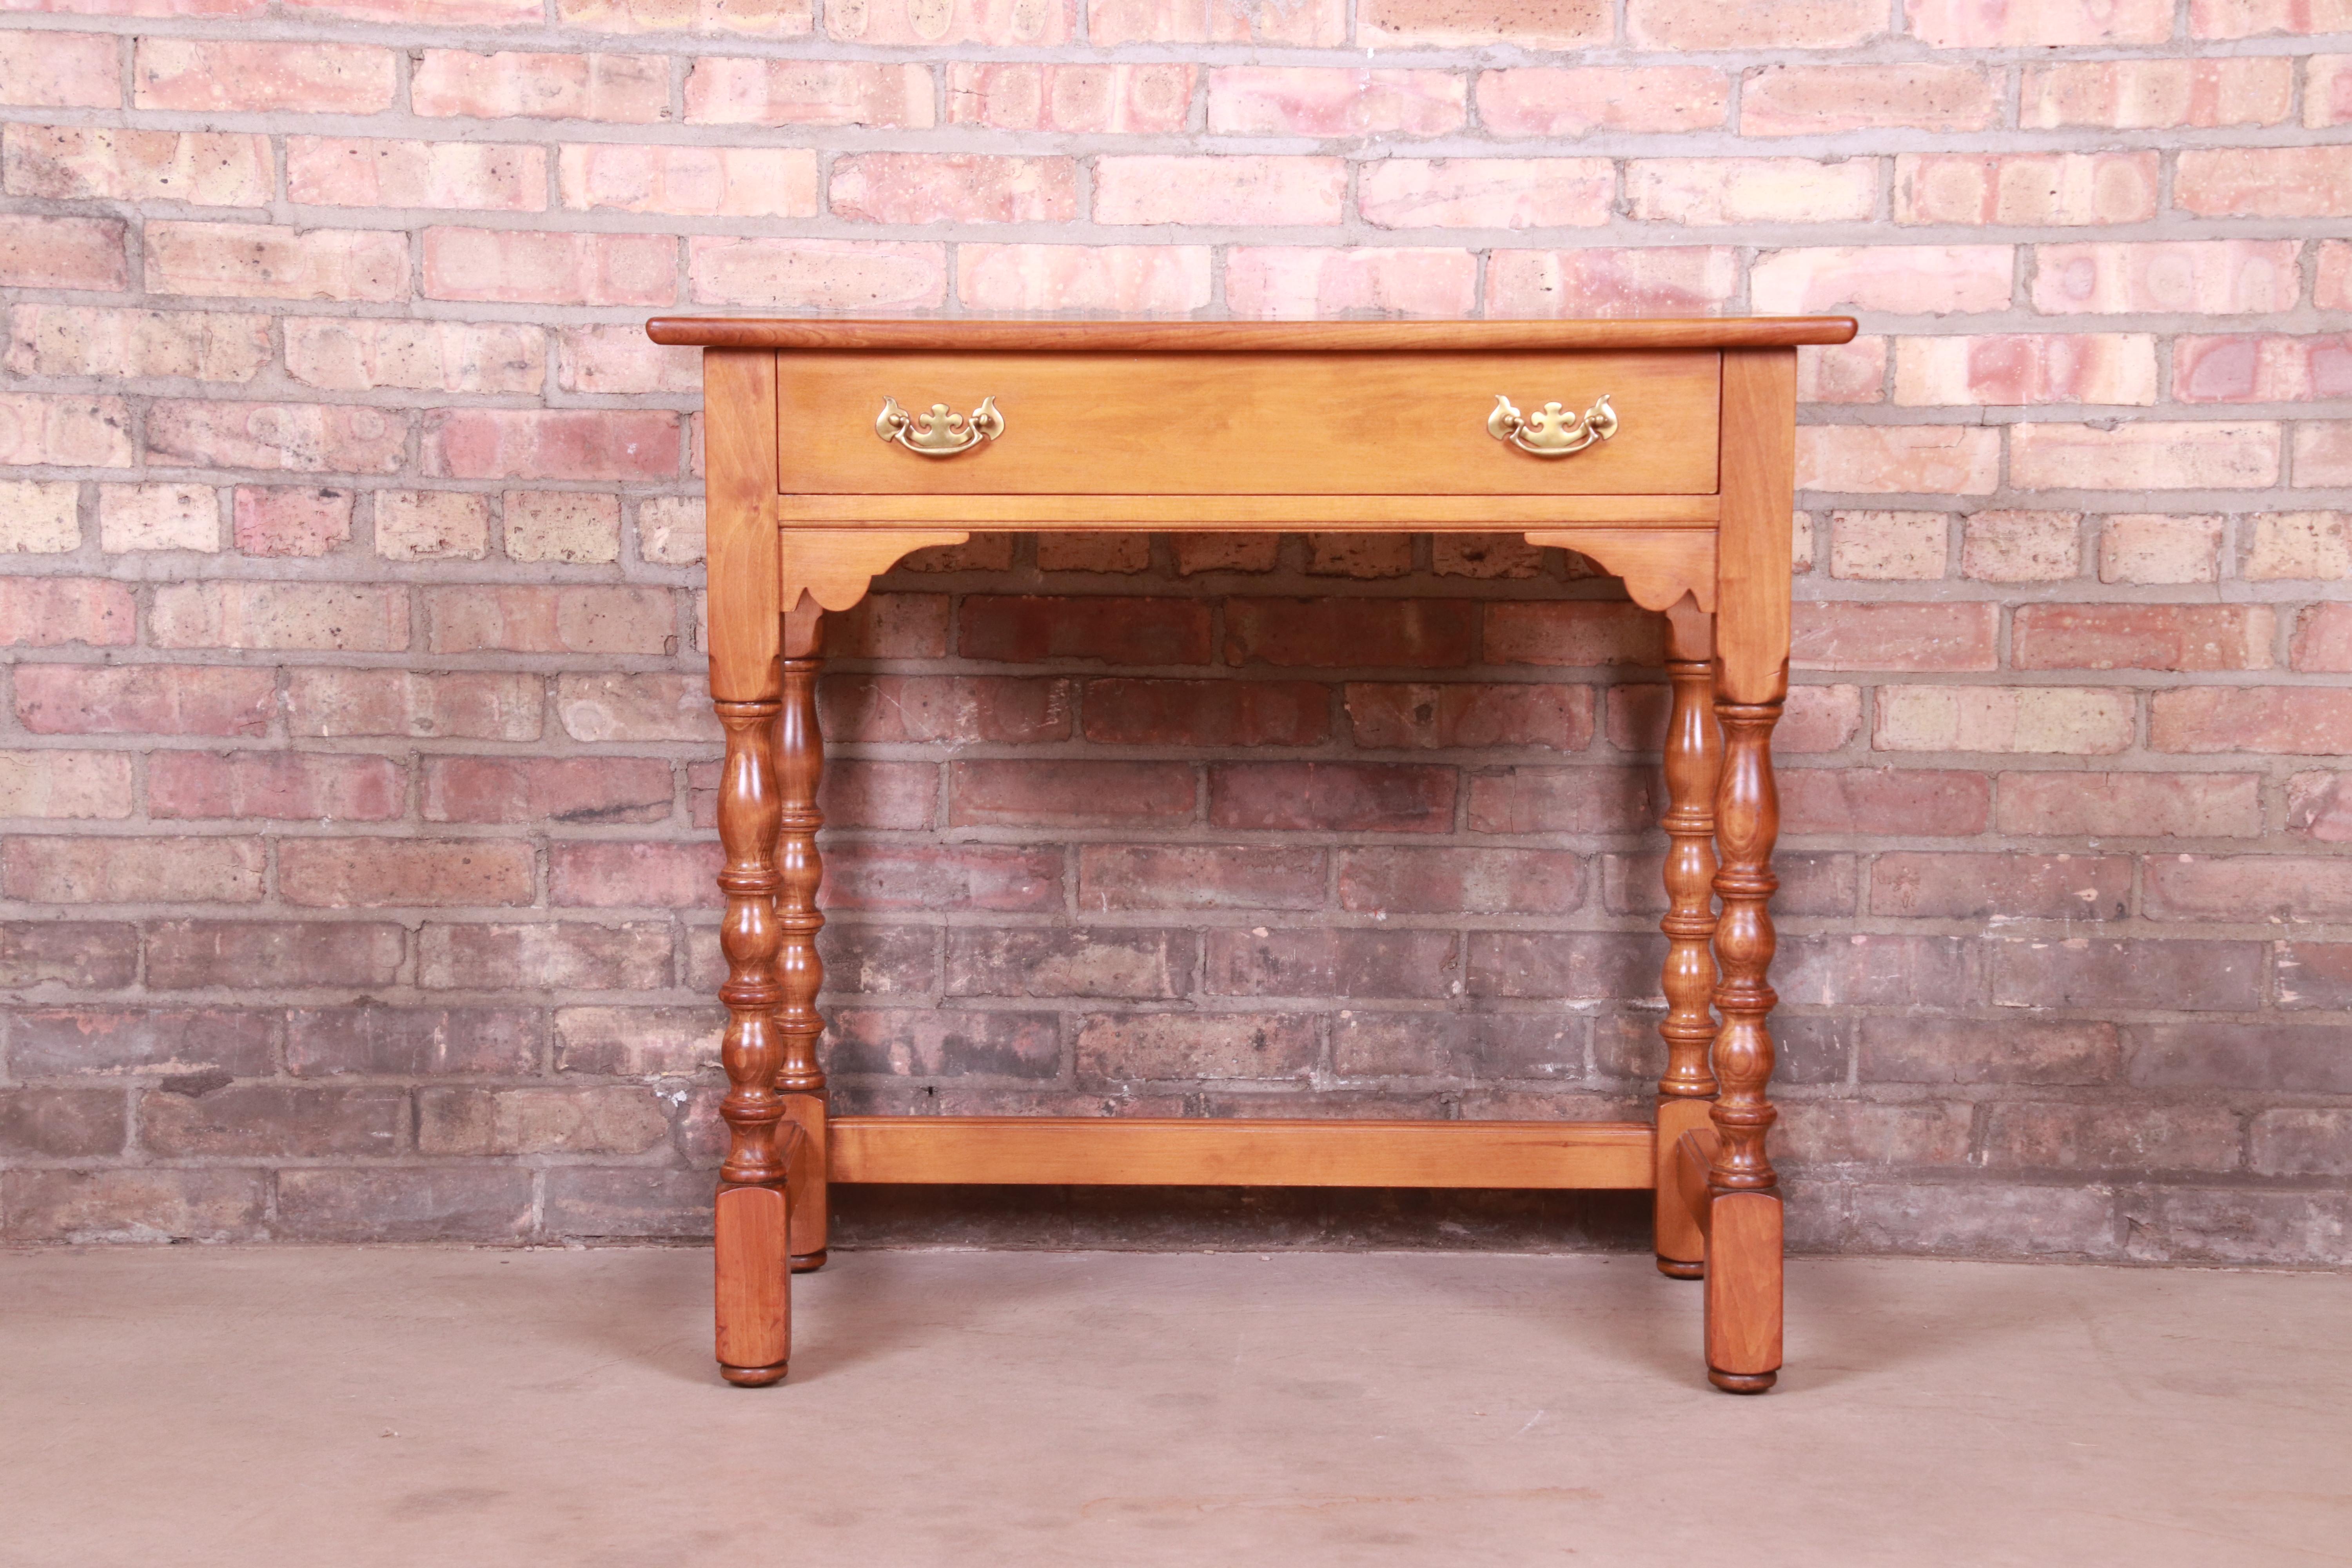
[{"left": 676, "top": 318, "right": 1839, "bottom": 1394}]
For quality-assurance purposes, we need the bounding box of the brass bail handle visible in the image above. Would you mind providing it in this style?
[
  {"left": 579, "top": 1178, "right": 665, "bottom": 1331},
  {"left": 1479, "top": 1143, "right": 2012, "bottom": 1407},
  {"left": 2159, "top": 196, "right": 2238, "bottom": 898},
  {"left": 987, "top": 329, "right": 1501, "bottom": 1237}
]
[
  {"left": 1488, "top": 392, "right": 1617, "bottom": 457},
  {"left": 876, "top": 395, "right": 1003, "bottom": 457}
]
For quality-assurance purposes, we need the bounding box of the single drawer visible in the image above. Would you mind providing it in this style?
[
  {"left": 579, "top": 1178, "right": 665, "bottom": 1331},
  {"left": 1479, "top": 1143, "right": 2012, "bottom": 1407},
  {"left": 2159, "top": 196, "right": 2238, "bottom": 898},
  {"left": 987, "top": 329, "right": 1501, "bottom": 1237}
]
[{"left": 777, "top": 350, "right": 1719, "bottom": 497}]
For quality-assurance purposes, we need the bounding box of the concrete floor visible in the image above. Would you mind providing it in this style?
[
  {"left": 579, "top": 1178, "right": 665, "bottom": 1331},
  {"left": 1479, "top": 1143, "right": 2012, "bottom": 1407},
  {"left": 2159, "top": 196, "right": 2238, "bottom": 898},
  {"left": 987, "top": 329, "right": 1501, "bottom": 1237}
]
[{"left": 2, "top": 1248, "right": 2347, "bottom": 1568}]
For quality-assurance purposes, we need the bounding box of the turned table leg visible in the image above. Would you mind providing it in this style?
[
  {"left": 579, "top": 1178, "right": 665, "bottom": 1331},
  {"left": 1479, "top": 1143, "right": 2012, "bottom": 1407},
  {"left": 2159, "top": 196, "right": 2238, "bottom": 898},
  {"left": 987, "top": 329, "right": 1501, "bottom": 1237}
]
[
  {"left": 1705, "top": 686, "right": 1784, "bottom": 1394},
  {"left": 1654, "top": 598, "right": 1721, "bottom": 1279},
  {"left": 713, "top": 692, "right": 790, "bottom": 1386},
  {"left": 777, "top": 600, "right": 830, "bottom": 1273}
]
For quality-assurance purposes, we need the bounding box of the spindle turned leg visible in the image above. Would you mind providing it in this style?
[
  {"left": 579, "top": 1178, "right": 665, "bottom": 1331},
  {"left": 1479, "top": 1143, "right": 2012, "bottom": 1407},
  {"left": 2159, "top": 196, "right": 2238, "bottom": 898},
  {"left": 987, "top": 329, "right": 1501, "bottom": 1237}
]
[
  {"left": 1653, "top": 599, "right": 1720, "bottom": 1279},
  {"left": 1704, "top": 683, "right": 1785, "bottom": 1394},
  {"left": 776, "top": 602, "right": 830, "bottom": 1274}
]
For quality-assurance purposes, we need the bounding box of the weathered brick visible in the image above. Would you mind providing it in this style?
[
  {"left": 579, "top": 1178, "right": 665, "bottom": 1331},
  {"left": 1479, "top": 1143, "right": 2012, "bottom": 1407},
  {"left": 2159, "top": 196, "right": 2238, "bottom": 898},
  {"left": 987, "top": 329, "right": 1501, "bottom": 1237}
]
[
  {"left": 835, "top": 1008, "right": 1060, "bottom": 1079},
  {"left": 2287, "top": 771, "right": 2352, "bottom": 842},
  {"left": 152, "top": 582, "right": 409, "bottom": 652},
  {"left": 2126, "top": 1021, "right": 2352, "bottom": 1093},
  {"left": 1477, "top": 67, "right": 1728, "bottom": 135},
  {"left": 417, "top": 1085, "right": 668, "bottom": 1156},
  {"left": 97, "top": 483, "right": 216, "bottom": 554},
  {"left": 832, "top": 153, "right": 1078, "bottom": 225},
  {"left": 2031, "top": 240, "right": 2299, "bottom": 315},
  {"left": 2022, "top": 58, "right": 2292, "bottom": 128},
  {"left": 1073, "top": 1013, "right": 1316, "bottom": 1082},
  {"left": 1781, "top": 767, "right": 1991, "bottom": 837},
  {"left": 2174, "top": 334, "right": 2352, "bottom": 403},
  {"left": 15, "top": 665, "right": 268, "bottom": 737},
  {"left": 683, "top": 58, "right": 935, "bottom": 127},
  {"left": 1466, "top": 766, "right": 1657, "bottom": 835},
  {"left": 287, "top": 669, "right": 539, "bottom": 742},
  {"left": 547, "top": 1005, "right": 716, "bottom": 1076},
  {"left": 1208, "top": 928, "right": 1457, "bottom": 1000},
  {"left": 1862, "top": 1016, "right": 2119, "bottom": 1086},
  {"left": 547, "top": 840, "right": 718, "bottom": 908},
  {"left": 1036, "top": 535, "right": 1151, "bottom": 572},
  {"left": 556, "top": 0, "right": 813, "bottom": 32},
  {"left": 148, "top": 751, "right": 402, "bottom": 822},
  {"left": 418, "top": 921, "right": 670, "bottom": 991},
  {"left": 2014, "top": 604, "right": 2271, "bottom": 673},
  {"left": 1799, "top": 337, "right": 1890, "bottom": 405},
  {"left": 287, "top": 1005, "right": 539, "bottom": 1077},
  {"left": 1994, "top": 939, "right": 2262, "bottom": 1012},
  {"left": 411, "top": 51, "right": 669, "bottom": 122},
  {"left": 0, "top": 393, "right": 132, "bottom": 467},
  {"left": 1792, "top": 602, "right": 1998, "bottom": 672},
  {"left": 1997, "top": 771, "right": 2262, "bottom": 838},
  {"left": 9, "top": 1007, "right": 278, "bottom": 1078},
  {"left": 2, "top": 1169, "right": 265, "bottom": 1244},
  {"left": 1911, "top": 0, "right": 2171, "bottom": 44},
  {"left": 1095, "top": 156, "right": 1345, "bottom": 226},
  {"left": 2296, "top": 422, "right": 2352, "bottom": 487},
  {"left": 1077, "top": 844, "right": 1325, "bottom": 911},
  {"left": 1894, "top": 334, "right": 2158, "bottom": 407},
  {"left": 1779, "top": 1101, "right": 1975, "bottom": 1169},
  {"left": 281, "top": 839, "right": 534, "bottom": 908},
  {"left": 502, "top": 491, "right": 621, "bottom": 565},
  {"left": 2176, "top": 146, "right": 2352, "bottom": 217},
  {"left": 1606, "top": 682, "right": 1860, "bottom": 755},
  {"left": 2097, "top": 513, "right": 2223, "bottom": 584},
  {"left": 1344, "top": 682, "right": 1591, "bottom": 751},
  {"left": 0, "top": 32, "right": 119, "bottom": 109},
  {"left": 1875, "top": 686, "right": 2134, "bottom": 755},
  {"left": 1605, "top": 849, "right": 1855, "bottom": 917},
  {"left": 1629, "top": 0, "right": 1881, "bottom": 46},
  {"left": 1223, "top": 598, "right": 1476, "bottom": 669},
  {"left": 1210, "top": 762, "right": 1455, "bottom": 833},
  {"left": 422, "top": 755, "right": 671, "bottom": 826},
  {"left": 947, "top": 927, "right": 1193, "bottom": 999},
  {"left": 1226, "top": 248, "right": 1479, "bottom": 319},
  {"left": 1362, "top": 157, "right": 1618, "bottom": 231},
  {"left": 0, "top": 479, "right": 79, "bottom": 553},
  {"left": 1829, "top": 510, "right": 1948, "bottom": 579},
  {"left": 2013, "top": 422, "right": 2280, "bottom": 491},
  {"left": 1487, "top": 247, "right": 1740, "bottom": 316},
  {"left": 142, "top": 1082, "right": 405, "bottom": 1158},
  {"left": 5, "top": 837, "right": 264, "bottom": 905},
  {"left": 146, "top": 400, "right": 405, "bottom": 474},
  {"left": 145, "top": 920, "right": 403, "bottom": 991},
  {"left": 4, "top": 127, "right": 269, "bottom": 207},
  {"left": 2250, "top": 1109, "right": 2352, "bottom": 1175},
  {"left": 374, "top": 491, "right": 490, "bottom": 562},
  {"left": 0, "top": 750, "right": 134, "bottom": 819},
  {"left": 425, "top": 586, "right": 674, "bottom": 654},
  {"left": 1872, "top": 851, "right": 2132, "bottom": 921},
  {"left": 2293, "top": 603, "right": 2352, "bottom": 672},
  {"left": 286, "top": 319, "right": 544, "bottom": 396},
  {"left": 1208, "top": 67, "right": 1463, "bottom": 136},
  {"left": 947, "top": 63, "right": 1192, "bottom": 132},
  {"left": 1983, "top": 1103, "right": 2239, "bottom": 1176},
  {"left": 560, "top": 144, "right": 815, "bottom": 218},
  {"left": 275, "top": 1169, "right": 533, "bottom": 1243},
  {"left": 949, "top": 759, "right": 1195, "bottom": 827},
  {"left": 957, "top": 245, "right": 1211, "bottom": 314},
  {"left": 2312, "top": 54, "right": 2352, "bottom": 127},
  {"left": 2145, "top": 856, "right": 2352, "bottom": 923},
  {"left": 1961, "top": 510, "right": 2079, "bottom": 583},
  {"left": 2151, "top": 687, "right": 2352, "bottom": 753},
  {"left": 0, "top": 579, "right": 134, "bottom": 649},
  {"left": 422, "top": 229, "right": 674, "bottom": 307},
  {"left": 0, "top": 1087, "right": 125, "bottom": 1159},
  {"left": 1338, "top": 846, "right": 1581, "bottom": 915},
  {"left": 145, "top": 222, "right": 406, "bottom": 303},
  {"left": 822, "top": 844, "right": 1062, "bottom": 913},
  {"left": 1742, "top": 65, "right": 2001, "bottom": 136},
  {"left": 1627, "top": 158, "right": 1876, "bottom": 226},
  {"left": 2192, "top": 0, "right": 2352, "bottom": 36},
  {"left": 0, "top": 922, "right": 138, "bottom": 990},
  {"left": 133, "top": 39, "right": 394, "bottom": 113},
  {"left": 287, "top": 138, "right": 543, "bottom": 212},
  {"left": 1081, "top": 678, "right": 1325, "bottom": 747},
  {"left": 1466, "top": 931, "right": 1653, "bottom": 1001},
  {"left": 2245, "top": 512, "right": 2351, "bottom": 581},
  {"left": 233, "top": 486, "right": 352, "bottom": 557},
  {"left": 962, "top": 595, "right": 1210, "bottom": 664},
  {"left": 828, "top": 0, "right": 1069, "bottom": 42},
  {"left": 1798, "top": 426, "right": 2001, "bottom": 495}
]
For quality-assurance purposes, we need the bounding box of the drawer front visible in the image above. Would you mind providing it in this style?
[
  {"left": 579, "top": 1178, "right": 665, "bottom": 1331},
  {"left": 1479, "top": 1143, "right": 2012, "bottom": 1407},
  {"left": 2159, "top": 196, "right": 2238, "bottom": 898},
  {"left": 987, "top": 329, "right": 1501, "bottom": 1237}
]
[{"left": 778, "top": 350, "right": 1719, "bottom": 497}]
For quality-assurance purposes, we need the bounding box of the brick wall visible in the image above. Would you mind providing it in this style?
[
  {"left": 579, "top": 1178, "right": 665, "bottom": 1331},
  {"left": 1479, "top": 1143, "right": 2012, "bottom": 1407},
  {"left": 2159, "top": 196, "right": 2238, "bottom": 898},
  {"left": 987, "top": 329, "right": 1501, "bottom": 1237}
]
[{"left": 1, "top": 0, "right": 2347, "bottom": 1263}]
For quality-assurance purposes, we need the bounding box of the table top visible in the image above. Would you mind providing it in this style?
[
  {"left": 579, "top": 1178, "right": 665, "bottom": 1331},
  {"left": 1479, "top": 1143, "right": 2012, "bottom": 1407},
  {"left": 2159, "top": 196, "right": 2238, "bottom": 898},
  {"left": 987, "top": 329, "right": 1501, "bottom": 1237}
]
[{"left": 645, "top": 316, "right": 1860, "bottom": 352}]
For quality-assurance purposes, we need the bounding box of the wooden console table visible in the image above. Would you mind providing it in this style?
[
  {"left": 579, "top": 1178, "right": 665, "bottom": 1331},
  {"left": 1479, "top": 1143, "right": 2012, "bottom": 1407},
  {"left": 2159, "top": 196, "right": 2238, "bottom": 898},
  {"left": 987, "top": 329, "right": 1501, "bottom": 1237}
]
[{"left": 642, "top": 316, "right": 1859, "bottom": 1394}]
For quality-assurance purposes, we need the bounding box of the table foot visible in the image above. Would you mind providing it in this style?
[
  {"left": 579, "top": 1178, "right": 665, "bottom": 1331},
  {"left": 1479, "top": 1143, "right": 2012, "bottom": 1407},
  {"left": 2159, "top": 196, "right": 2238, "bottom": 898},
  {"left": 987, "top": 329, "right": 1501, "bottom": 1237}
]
[{"left": 720, "top": 1362, "right": 789, "bottom": 1388}]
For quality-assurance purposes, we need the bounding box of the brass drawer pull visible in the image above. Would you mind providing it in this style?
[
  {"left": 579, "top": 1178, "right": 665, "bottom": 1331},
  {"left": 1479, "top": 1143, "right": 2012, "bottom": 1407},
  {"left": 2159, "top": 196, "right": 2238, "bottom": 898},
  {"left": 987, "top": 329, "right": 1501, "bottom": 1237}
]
[
  {"left": 1488, "top": 393, "right": 1615, "bottom": 457},
  {"left": 876, "top": 395, "right": 1002, "bottom": 457}
]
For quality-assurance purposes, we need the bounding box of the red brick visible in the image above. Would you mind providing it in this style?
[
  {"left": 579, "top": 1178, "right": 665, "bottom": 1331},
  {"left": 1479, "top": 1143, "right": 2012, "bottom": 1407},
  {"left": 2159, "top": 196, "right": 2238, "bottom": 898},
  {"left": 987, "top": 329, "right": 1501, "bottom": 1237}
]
[
  {"left": 1872, "top": 851, "right": 2131, "bottom": 920},
  {"left": 2192, "top": 0, "right": 2352, "bottom": 36},
  {"left": 2013, "top": 421, "right": 2279, "bottom": 491},
  {"left": 557, "top": 0, "right": 813, "bottom": 30},
  {"left": 1799, "top": 337, "right": 1889, "bottom": 404},
  {"left": 2098, "top": 513, "right": 2223, "bottom": 584},
  {"left": 2015, "top": 604, "right": 2273, "bottom": 672},
  {"left": 7, "top": 128, "right": 270, "bottom": 206},
  {"left": 422, "top": 228, "right": 675, "bottom": 306},
  {"left": 957, "top": 244, "right": 1210, "bottom": 314},
  {"left": 2176, "top": 146, "right": 2352, "bottom": 217},
  {"left": 0, "top": 393, "right": 132, "bottom": 466},
  {"left": 0, "top": 32, "right": 120, "bottom": 109},
  {"left": 142, "top": 1083, "right": 406, "bottom": 1158},
  {"left": 1877, "top": 686, "right": 2134, "bottom": 755},
  {"left": 288, "top": 669, "right": 540, "bottom": 741},
  {"left": 421, "top": 756, "right": 671, "bottom": 826},
  {"left": 683, "top": 58, "right": 934, "bottom": 127},
  {"left": 946, "top": 927, "right": 1192, "bottom": 999},
  {"left": 947, "top": 63, "right": 1191, "bottom": 131},
  {"left": 3, "top": 1169, "right": 265, "bottom": 1244},
  {"left": 275, "top": 1169, "right": 533, "bottom": 1243},
  {"left": 1207, "top": 67, "right": 1460, "bottom": 136},
  {"left": 832, "top": 594, "right": 950, "bottom": 659},
  {"left": 1984, "top": 1103, "right": 2239, "bottom": 1174},
  {"left": 9, "top": 1007, "right": 277, "bottom": 1078},
  {"left": 1741, "top": 64, "right": 2001, "bottom": 136},
  {"left": 557, "top": 327, "right": 700, "bottom": 396},
  {"left": 0, "top": 579, "right": 136, "bottom": 649},
  {"left": 285, "top": 318, "right": 545, "bottom": 396},
  {"left": 559, "top": 144, "right": 816, "bottom": 218},
  {"left": 1338, "top": 846, "right": 1582, "bottom": 915},
  {"left": 688, "top": 237, "right": 948, "bottom": 309},
  {"left": 1798, "top": 426, "right": 2001, "bottom": 494},
  {"left": 1993, "top": 938, "right": 2261, "bottom": 1012},
  {"left": 545, "top": 840, "right": 718, "bottom": 908},
  {"left": 133, "top": 39, "right": 396, "bottom": 113},
  {"left": 1431, "top": 535, "right": 1544, "bottom": 579},
  {"left": 145, "top": 221, "right": 405, "bottom": 303},
  {"left": 826, "top": 0, "right": 1069, "bottom": 41},
  {"left": 288, "top": 1005, "right": 538, "bottom": 1077},
  {"left": 14, "top": 665, "right": 269, "bottom": 737},
  {"left": 412, "top": 51, "right": 669, "bottom": 122},
  {"left": 1077, "top": 844, "right": 1325, "bottom": 911},
  {"left": 1211, "top": 762, "right": 1455, "bottom": 832},
  {"left": 2292, "top": 603, "right": 2352, "bottom": 672},
  {"left": 1909, "top": 0, "right": 2171, "bottom": 44},
  {"left": 1082, "top": 679, "right": 1328, "bottom": 746},
  {"left": 2153, "top": 687, "right": 2352, "bottom": 754},
  {"left": 281, "top": 839, "right": 534, "bottom": 908},
  {"left": 289, "top": 0, "right": 543, "bottom": 21},
  {"left": 1629, "top": 0, "right": 1881, "bottom": 45},
  {"left": 0, "top": 214, "right": 123, "bottom": 292},
  {"left": 828, "top": 1008, "right": 1060, "bottom": 1080},
  {"left": 1606, "top": 849, "right": 1855, "bottom": 918},
  {"left": 960, "top": 595, "right": 1210, "bottom": 664},
  {"left": 2174, "top": 334, "right": 2352, "bottom": 403},
  {"left": 1344, "top": 682, "right": 1592, "bottom": 751},
  {"left": 1782, "top": 767, "right": 1991, "bottom": 837},
  {"left": 1483, "top": 603, "right": 1661, "bottom": 668},
  {"left": 4, "top": 837, "right": 264, "bottom": 904},
  {"left": 1208, "top": 928, "right": 1456, "bottom": 1000},
  {"left": 2127, "top": 1020, "right": 2352, "bottom": 1092},
  {"left": 145, "top": 920, "right": 404, "bottom": 990},
  {"left": 2030, "top": 240, "right": 2300, "bottom": 315},
  {"left": 818, "top": 674, "right": 1065, "bottom": 745},
  {"left": 2313, "top": 54, "right": 2352, "bottom": 127},
  {"left": 1225, "top": 248, "right": 1479, "bottom": 319},
  {"left": 949, "top": 759, "right": 1196, "bottom": 826},
  {"left": 831, "top": 153, "right": 1078, "bottom": 224},
  {"left": 1223, "top": 598, "right": 1476, "bottom": 669},
  {"left": 1626, "top": 158, "right": 1877, "bottom": 226},
  {"left": 1606, "top": 682, "right": 1859, "bottom": 755},
  {"left": 1095, "top": 156, "right": 1345, "bottom": 226},
  {"left": 1465, "top": 766, "right": 1657, "bottom": 834},
  {"left": 2287, "top": 772, "right": 2352, "bottom": 842},
  {"left": 145, "top": 400, "right": 405, "bottom": 473},
  {"left": 417, "top": 1084, "right": 668, "bottom": 1158},
  {"left": 1073, "top": 1013, "right": 1317, "bottom": 1083},
  {"left": 1962, "top": 509, "right": 2081, "bottom": 582},
  {"left": 1091, "top": 0, "right": 1343, "bottom": 44},
  {"left": 1754, "top": 245, "right": 2013, "bottom": 315},
  {"left": 1862, "top": 1016, "right": 2119, "bottom": 1086},
  {"left": 1894, "top": 334, "right": 2158, "bottom": 407},
  {"left": 1998, "top": 771, "right": 2262, "bottom": 838},
  {"left": 822, "top": 844, "right": 1062, "bottom": 913},
  {"left": 2250, "top": 1107, "right": 2352, "bottom": 1174},
  {"left": 2022, "top": 58, "right": 2292, "bottom": 129},
  {"left": 149, "top": 752, "right": 404, "bottom": 822},
  {"left": 0, "top": 750, "right": 132, "bottom": 819},
  {"left": 1036, "top": 534, "right": 1151, "bottom": 572},
  {"left": 1486, "top": 247, "right": 1739, "bottom": 316},
  {"left": 423, "top": 409, "right": 680, "bottom": 481},
  {"left": 151, "top": 582, "right": 408, "bottom": 652},
  {"left": 2145, "top": 856, "right": 2352, "bottom": 922},
  {"left": 2298, "top": 423, "right": 2352, "bottom": 487},
  {"left": 1477, "top": 67, "right": 1728, "bottom": 135},
  {"left": 0, "top": 1088, "right": 125, "bottom": 1159},
  {"left": 1792, "top": 602, "right": 1998, "bottom": 672},
  {"left": 0, "top": 922, "right": 138, "bottom": 989},
  {"left": 1466, "top": 931, "right": 1652, "bottom": 1001},
  {"left": 288, "top": 137, "right": 544, "bottom": 211},
  {"left": 233, "top": 487, "right": 352, "bottom": 557},
  {"left": 1360, "top": 0, "right": 1604, "bottom": 44},
  {"left": 419, "top": 921, "right": 672, "bottom": 992},
  {"left": 5, "top": 305, "right": 269, "bottom": 384}
]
